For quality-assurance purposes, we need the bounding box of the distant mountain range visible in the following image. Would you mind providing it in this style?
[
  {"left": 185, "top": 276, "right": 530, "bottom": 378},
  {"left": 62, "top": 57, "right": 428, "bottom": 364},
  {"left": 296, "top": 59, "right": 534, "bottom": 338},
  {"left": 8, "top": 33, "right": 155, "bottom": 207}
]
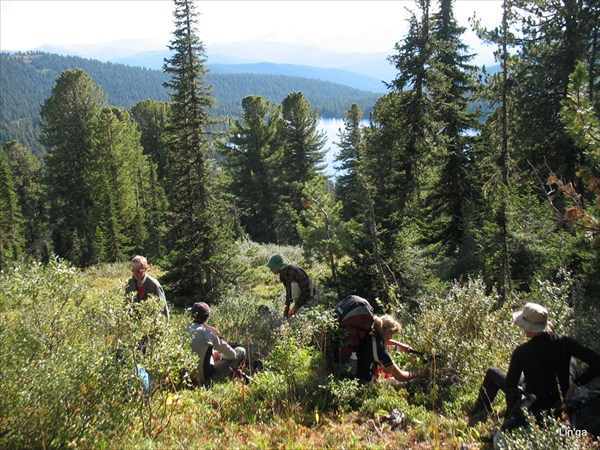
[
  {"left": 31, "top": 38, "right": 502, "bottom": 95},
  {"left": 36, "top": 39, "right": 395, "bottom": 93},
  {"left": 207, "top": 62, "right": 388, "bottom": 93},
  {"left": 32, "top": 38, "right": 502, "bottom": 94}
]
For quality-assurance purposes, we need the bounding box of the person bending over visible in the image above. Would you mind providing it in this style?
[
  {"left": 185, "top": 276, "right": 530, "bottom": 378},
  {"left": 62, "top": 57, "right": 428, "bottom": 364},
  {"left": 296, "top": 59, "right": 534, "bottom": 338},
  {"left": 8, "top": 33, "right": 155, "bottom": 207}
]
[
  {"left": 266, "top": 254, "right": 316, "bottom": 317},
  {"left": 356, "top": 314, "right": 425, "bottom": 387}
]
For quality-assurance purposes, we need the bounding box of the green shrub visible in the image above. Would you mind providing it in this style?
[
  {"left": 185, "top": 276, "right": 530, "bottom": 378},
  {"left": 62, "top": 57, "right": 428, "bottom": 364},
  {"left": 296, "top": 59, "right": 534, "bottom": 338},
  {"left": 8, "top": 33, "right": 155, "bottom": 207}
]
[
  {"left": 210, "top": 288, "right": 279, "bottom": 360},
  {"left": 325, "top": 376, "right": 365, "bottom": 412},
  {"left": 0, "top": 258, "right": 195, "bottom": 448},
  {"left": 0, "top": 258, "right": 130, "bottom": 447},
  {"left": 403, "top": 278, "right": 519, "bottom": 408},
  {"left": 520, "top": 268, "right": 575, "bottom": 335},
  {"left": 3, "top": 247, "right": 596, "bottom": 449},
  {"left": 233, "top": 240, "right": 305, "bottom": 285},
  {"left": 359, "top": 382, "right": 409, "bottom": 416}
]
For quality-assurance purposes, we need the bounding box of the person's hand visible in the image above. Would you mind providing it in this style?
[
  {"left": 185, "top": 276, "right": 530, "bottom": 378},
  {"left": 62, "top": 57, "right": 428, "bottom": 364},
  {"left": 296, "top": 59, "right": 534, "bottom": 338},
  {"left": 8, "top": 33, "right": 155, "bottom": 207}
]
[
  {"left": 289, "top": 306, "right": 298, "bottom": 316},
  {"left": 213, "top": 351, "right": 222, "bottom": 363},
  {"left": 399, "top": 343, "right": 412, "bottom": 353},
  {"left": 391, "top": 341, "right": 412, "bottom": 353},
  {"left": 412, "top": 369, "right": 426, "bottom": 379}
]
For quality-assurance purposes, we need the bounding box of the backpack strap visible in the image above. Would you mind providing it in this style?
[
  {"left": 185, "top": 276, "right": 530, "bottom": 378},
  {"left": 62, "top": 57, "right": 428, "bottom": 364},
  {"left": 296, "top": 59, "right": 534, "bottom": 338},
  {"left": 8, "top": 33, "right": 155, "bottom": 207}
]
[{"left": 371, "top": 336, "right": 381, "bottom": 364}]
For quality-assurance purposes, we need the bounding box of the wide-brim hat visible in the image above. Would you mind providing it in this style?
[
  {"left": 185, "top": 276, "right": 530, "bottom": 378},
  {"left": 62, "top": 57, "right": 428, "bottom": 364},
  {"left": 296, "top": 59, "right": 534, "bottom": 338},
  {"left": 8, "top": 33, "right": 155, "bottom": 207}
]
[
  {"left": 512, "top": 302, "right": 553, "bottom": 333},
  {"left": 267, "top": 254, "right": 287, "bottom": 270}
]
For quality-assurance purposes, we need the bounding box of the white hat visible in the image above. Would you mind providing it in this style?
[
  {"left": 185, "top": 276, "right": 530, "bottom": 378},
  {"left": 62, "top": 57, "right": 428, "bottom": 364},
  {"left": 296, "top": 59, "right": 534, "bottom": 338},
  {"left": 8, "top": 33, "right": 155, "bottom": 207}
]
[{"left": 512, "top": 302, "right": 553, "bottom": 333}]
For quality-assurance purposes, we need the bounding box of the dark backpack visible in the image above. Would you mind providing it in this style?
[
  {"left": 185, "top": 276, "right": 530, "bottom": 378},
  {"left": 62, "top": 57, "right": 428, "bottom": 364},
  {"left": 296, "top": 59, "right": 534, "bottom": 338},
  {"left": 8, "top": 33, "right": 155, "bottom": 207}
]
[{"left": 334, "top": 295, "right": 374, "bottom": 364}]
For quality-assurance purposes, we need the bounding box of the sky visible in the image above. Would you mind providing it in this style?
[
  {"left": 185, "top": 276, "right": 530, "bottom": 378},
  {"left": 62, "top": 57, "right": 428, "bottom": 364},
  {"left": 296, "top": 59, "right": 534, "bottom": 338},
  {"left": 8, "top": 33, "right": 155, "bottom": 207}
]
[{"left": 1, "top": 0, "right": 502, "bottom": 64}]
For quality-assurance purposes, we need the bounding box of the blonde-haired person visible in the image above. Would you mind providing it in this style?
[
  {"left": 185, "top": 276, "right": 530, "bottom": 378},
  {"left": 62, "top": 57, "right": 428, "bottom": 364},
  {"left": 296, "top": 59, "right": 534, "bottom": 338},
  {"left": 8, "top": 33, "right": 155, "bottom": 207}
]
[
  {"left": 356, "top": 314, "right": 425, "bottom": 386},
  {"left": 125, "top": 255, "right": 170, "bottom": 320}
]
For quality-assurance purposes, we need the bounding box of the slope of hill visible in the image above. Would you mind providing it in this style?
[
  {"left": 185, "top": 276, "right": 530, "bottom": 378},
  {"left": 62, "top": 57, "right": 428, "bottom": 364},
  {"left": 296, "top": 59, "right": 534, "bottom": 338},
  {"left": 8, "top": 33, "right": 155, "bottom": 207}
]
[
  {"left": 207, "top": 41, "right": 398, "bottom": 82},
  {"left": 0, "top": 52, "right": 380, "bottom": 157},
  {"left": 36, "top": 40, "right": 397, "bottom": 90},
  {"left": 208, "top": 62, "right": 387, "bottom": 93}
]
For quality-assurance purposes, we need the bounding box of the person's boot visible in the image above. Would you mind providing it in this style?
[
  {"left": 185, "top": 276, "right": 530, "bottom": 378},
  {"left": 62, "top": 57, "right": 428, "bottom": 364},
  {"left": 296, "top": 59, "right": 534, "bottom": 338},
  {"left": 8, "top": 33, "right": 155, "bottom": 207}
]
[{"left": 467, "top": 399, "right": 488, "bottom": 427}]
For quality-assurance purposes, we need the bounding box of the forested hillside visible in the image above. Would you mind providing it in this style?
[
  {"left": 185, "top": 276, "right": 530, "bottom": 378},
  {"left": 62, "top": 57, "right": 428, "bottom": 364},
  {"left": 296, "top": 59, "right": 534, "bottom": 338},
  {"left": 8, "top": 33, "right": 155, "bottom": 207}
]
[
  {"left": 208, "top": 62, "right": 388, "bottom": 93},
  {"left": 0, "top": 51, "right": 379, "bottom": 156}
]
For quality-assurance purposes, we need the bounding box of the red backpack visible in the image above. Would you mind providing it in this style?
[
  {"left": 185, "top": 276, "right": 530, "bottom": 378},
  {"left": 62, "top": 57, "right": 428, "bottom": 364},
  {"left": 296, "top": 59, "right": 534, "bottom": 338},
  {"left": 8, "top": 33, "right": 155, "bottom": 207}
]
[{"left": 334, "top": 295, "right": 374, "bottom": 364}]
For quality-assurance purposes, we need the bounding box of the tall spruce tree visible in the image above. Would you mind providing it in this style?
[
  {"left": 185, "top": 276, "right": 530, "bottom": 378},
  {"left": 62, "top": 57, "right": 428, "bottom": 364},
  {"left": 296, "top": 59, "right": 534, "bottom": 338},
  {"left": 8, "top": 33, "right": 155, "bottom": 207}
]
[
  {"left": 500, "top": 0, "right": 600, "bottom": 297},
  {"left": 162, "top": 0, "right": 236, "bottom": 303},
  {"left": 342, "top": 0, "right": 439, "bottom": 302},
  {"left": 3, "top": 141, "right": 49, "bottom": 261},
  {"left": 89, "top": 107, "right": 160, "bottom": 262},
  {"left": 221, "top": 95, "right": 282, "bottom": 243},
  {"left": 334, "top": 104, "right": 366, "bottom": 221},
  {"left": 40, "top": 69, "right": 106, "bottom": 266},
  {"left": 426, "top": 0, "right": 480, "bottom": 271},
  {"left": 473, "top": 0, "right": 521, "bottom": 302},
  {"left": 386, "top": 0, "right": 439, "bottom": 217},
  {"left": 557, "top": 63, "right": 600, "bottom": 294},
  {"left": 329, "top": 94, "right": 404, "bottom": 300},
  {"left": 0, "top": 145, "right": 25, "bottom": 269},
  {"left": 276, "top": 92, "right": 326, "bottom": 244},
  {"left": 511, "top": 0, "right": 597, "bottom": 183}
]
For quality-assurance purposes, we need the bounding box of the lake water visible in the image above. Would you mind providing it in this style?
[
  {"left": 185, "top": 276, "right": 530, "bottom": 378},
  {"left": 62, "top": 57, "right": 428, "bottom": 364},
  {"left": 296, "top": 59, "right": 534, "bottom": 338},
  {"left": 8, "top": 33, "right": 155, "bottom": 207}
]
[{"left": 318, "top": 117, "right": 369, "bottom": 177}]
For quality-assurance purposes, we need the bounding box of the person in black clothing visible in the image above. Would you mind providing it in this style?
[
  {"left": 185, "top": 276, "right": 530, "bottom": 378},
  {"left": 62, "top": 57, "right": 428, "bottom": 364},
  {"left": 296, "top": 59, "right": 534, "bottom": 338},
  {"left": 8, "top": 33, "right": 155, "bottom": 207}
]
[{"left": 469, "top": 302, "right": 600, "bottom": 427}]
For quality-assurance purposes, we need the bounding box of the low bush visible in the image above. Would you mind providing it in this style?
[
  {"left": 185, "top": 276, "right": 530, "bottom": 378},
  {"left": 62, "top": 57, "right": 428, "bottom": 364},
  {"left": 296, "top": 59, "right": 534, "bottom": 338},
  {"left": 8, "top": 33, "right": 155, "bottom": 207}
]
[
  {"left": 402, "top": 278, "right": 518, "bottom": 407},
  {"left": 0, "top": 258, "right": 193, "bottom": 448}
]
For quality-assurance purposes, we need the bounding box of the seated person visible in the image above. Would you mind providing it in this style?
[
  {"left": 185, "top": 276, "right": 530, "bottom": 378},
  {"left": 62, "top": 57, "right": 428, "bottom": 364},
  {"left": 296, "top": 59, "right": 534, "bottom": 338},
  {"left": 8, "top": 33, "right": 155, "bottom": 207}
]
[
  {"left": 186, "top": 302, "right": 246, "bottom": 386},
  {"left": 356, "top": 314, "right": 425, "bottom": 387},
  {"left": 469, "top": 302, "right": 600, "bottom": 428}
]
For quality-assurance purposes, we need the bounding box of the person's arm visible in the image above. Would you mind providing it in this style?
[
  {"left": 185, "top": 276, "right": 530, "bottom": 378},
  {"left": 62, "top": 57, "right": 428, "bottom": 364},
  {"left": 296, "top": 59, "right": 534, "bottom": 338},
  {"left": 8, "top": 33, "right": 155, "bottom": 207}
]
[
  {"left": 504, "top": 349, "right": 523, "bottom": 415},
  {"left": 210, "top": 332, "right": 242, "bottom": 361},
  {"left": 156, "top": 283, "right": 170, "bottom": 321},
  {"left": 280, "top": 272, "right": 292, "bottom": 317},
  {"left": 381, "top": 361, "right": 425, "bottom": 382},
  {"left": 388, "top": 339, "right": 413, "bottom": 353},
  {"left": 375, "top": 339, "right": 424, "bottom": 382},
  {"left": 569, "top": 338, "right": 600, "bottom": 386}
]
